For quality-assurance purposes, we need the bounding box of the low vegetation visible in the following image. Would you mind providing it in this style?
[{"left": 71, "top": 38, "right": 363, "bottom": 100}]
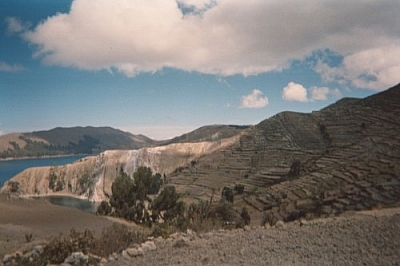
[
  {"left": 97, "top": 166, "right": 251, "bottom": 237},
  {"left": 14, "top": 223, "right": 148, "bottom": 265}
]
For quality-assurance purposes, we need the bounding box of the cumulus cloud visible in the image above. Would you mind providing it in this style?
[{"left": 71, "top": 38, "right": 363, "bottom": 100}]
[
  {"left": 282, "top": 82, "right": 308, "bottom": 102},
  {"left": 315, "top": 46, "right": 400, "bottom": 91},
  {"left": 310, "top": 86, "right": 330, "bottom": 101},
  {"left": 0, "top": 61, "right": 25, "bottom": 73},
  {"left": 282, "top": 82, "right": 341, "bottom": 102},
  {"left": 240, "top": 89, "right": 269, "bottom": 108},
  {"left": 22, "top": 0, "right": 400, "bottom": 88}
]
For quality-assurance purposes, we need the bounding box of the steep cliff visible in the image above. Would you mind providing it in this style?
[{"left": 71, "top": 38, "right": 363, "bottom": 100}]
[{"left": 1, "top": 136, "right": 239, "bottom": 201}]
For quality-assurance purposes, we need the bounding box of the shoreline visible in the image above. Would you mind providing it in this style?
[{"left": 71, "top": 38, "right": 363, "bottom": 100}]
[
  {"left": 19, "top": 192, "right": 98, "bottom": 202},
  {"left": 0, "top": 153, "right": 91, "bottom": 161}
]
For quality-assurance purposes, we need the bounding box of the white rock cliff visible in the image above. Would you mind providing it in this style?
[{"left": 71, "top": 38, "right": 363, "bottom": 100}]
[{"left": 1, "top": 137, "right": 239, "bottom": 201}]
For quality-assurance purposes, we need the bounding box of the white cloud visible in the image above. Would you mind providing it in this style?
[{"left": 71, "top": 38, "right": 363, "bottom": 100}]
[
  {"left": 5, "top": 17, "right": 30, "bottom": 34},
  {"left": 315, "top": 46, "right": 400, "bottom": 91},
  {"left": 331, "top": 88, "right": 342, "bottom": 98},
  {"left": 0, "top": 61, "right": 25, "bottom": 73},
  {"left": 240, "top": 89, "right": 269, "bottom": 109},
  {"left": 22, "top": 0, "right": 400, "bottom": 88},
  {"left": 282, "top": 82, "right": 341, "bottom": 102},
  {"left": 310, "top": 86, "right": 330, "bottom": 101},
  {"left": 282, "top": 82, "right": 308, "bottom": 102}
]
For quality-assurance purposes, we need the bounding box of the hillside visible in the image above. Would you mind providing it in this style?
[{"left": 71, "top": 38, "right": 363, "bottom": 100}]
[
  {"left": 0, "top": 125, "right": 249, "bottom": 159},
  {"left": 169, "top": 83, "right": 400, "bottom": 223},
  {"left": 1, "top": 84, "right": 399, "bottom": 224},
  {"left": 0, "top": 127, "right": 155, "bottom": 159},
  {"left": 160, "top": 124, "right": 249, "bottom": 144}
]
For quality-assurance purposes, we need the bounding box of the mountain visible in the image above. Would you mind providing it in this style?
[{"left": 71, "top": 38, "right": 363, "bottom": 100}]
[
  {"left": 2, "top": 84, "right": 399, "bottom": 224},
  {"left": 169, "top": 83, "right": 400, "bottom": 223},
  {"left": 0, "top": 126, "right": 155, "bottom": 158},
  {"left": 160, "top": 124, "right": 250, "bottom": 144},
  {"left": 0, "top": 125, "right": 250, "bottom": 159}
]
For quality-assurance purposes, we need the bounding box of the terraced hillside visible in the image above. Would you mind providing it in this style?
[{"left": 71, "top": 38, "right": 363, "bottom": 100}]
[{"left": 170, "top": 84, "right": 400, "bottom": 223}]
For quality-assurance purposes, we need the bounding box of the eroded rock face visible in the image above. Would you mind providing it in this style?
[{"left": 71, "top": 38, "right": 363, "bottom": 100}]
[{"left": 0, "top": 137, "right": 239, "bottom": 201}]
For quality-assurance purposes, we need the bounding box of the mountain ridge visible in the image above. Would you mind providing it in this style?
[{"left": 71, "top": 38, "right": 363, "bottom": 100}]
[{"left": 0, "top": 125, "right": 248, "bottom": 159}]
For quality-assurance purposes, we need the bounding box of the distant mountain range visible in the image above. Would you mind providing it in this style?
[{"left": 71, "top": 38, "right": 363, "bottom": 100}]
[{"left": 0, "top": 124, "right": 249, "bottom": 159}]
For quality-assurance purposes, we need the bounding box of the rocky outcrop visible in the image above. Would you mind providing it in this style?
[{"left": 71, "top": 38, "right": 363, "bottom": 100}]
[{"left": 1, "top": 137, "right": 239, "bottom": 201}]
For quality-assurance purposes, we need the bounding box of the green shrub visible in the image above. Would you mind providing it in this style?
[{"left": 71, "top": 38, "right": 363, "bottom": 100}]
[
  {"left": 221, "top": 187, "right": 234, "bottom": 203},
  {"left": 20, "top": 224, "right": 148, "bottom": 265},
  {"left": 96, "top": 201, "right": 112, "bottom": 215},
  {"left": 234, "top": 184, "right": 245, "bottom": 194},
  {"left": 8, "top": 181, "right": 19, "bottom": 193},
  {"left": 240, "top": 207, "right": 251, "bottom": 226}
]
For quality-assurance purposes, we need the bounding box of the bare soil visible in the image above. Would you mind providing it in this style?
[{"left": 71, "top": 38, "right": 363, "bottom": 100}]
[
  {"left": 109, "top": 208, "right": 400, "bottom": 266},
  {"left": 1, "top": 194, "right": 400, "bottom": 265},
  {"left": 0, "top": 194, "right": 115, "bottom": 257}
]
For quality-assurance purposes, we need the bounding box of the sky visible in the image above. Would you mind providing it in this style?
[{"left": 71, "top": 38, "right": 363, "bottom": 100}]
[{"left": 1, "top": 0, "right": 399, "bottom": 140}]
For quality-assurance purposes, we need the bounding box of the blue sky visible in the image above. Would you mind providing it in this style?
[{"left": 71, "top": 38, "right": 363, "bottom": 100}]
[{"left": 1, "top": 0, "right": 399, "bottom": 140}]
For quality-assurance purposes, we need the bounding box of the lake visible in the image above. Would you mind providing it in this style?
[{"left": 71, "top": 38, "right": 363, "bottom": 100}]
[
  {"left": 43, "top": 195, "right": 100, "bottom": 214},
  {"left": 0, "top": 155, "right": 100, "bottom": 213},
  {"left": 0, "top": 155, "right": 87, "bottom": 185}
]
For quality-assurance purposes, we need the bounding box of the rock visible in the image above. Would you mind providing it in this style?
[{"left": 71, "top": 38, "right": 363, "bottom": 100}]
[
  {"left": 173, "top": 237, "right": 190, "bottom": 248},
  {"left": 64, "top": 251, "right": 88, "bottom": 266},
  {"left": 275, "top": 220, "right": 285, "bottom": 228},
  {"left": 23, "top": 250, "right": 33, "bottom": 260},
  {"left": 300, "top": 219, "right": 308, "bottom": 226},
  {"left": 122, "top": 250, "right": 130, "bottom": 259},
  {"left": 244, "top": 225, "right": 251, "bottom": 231},
  {"left": 2, "top": 254, "right": 13, "bottom": 263},
  {"left": 186, "top": 229, "right": 197, "bottom": 240},
  {"left": 13, "top": 250, "right": 23, "bottom": 258},
  {"left": 99, "top": 257, "right": 108, "bottom": 266},
  {"left": 34, "top": 245, "right": 44, "bottom": 254},
  {"left": 126, "top": 247, "right": 144, "bottom": 257},
  {"left": 141, "top": 241, "right": 157, "bottom": 252},
  {"left": 170, "top": 232, "right": 180, "bottom": 239}
]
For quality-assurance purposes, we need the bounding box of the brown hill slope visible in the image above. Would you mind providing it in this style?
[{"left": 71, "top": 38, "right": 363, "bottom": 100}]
[
  {"left": 0, "top": 127, "right": 155, "bottom": 158},
  {"left": 170, "top": 83, "right": 400, "bottom": 223}
]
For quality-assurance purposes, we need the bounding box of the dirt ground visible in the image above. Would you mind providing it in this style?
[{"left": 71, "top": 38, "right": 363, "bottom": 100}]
[{"left": 0, "top": 194, "right": 116, "bottom": 257}]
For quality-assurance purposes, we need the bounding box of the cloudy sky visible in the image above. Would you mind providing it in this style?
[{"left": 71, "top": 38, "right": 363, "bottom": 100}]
[{"left": 1, "top": 0, "right": 399, "bottom": 139}]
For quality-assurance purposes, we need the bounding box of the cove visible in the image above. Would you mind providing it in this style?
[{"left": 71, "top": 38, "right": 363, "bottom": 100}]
[{"left": 40, "top": 196, "right": 100, "bottom": 214}]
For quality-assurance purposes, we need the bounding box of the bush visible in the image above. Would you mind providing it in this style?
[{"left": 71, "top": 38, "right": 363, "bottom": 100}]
[
  {"left": 109, "top": 167, "right": 162, "bottom": 224},
  {"left": 22, "top": 224, "right": 148, "bottom": 265},
  {"left": 221, "top": 187, "right": 234, "bottom": 203},
  {"left": 151, "top": 186, "right": 184, "bottom": 224},
  {"left": 96, "top": 201, "right": 111, "bottom": 215},
  {"left": 234, "top": 184, "right": 245, "bottom": 194},
  {"left": 240, "top": 207, "right": 251, "bottom": 226},
  {"left": 94, "top": 223, "right": 148, "bottom": 257},
  {"left": 287, "top": 159, "right": 301, "bottom": 178},
  {"left": 8, "top": 181, "right": 19, "bottom": 193},
  {"left": 209, "top": 200, "right": 236, "bottom": 223}
]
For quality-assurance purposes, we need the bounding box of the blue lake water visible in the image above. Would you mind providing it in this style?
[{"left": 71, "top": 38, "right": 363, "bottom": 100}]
[
  {"left": 0, "top": 155, "right": 87, "bottom": 185},
  {"left": 0, "top": 155, "right": 100, "bottom": 213}
]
